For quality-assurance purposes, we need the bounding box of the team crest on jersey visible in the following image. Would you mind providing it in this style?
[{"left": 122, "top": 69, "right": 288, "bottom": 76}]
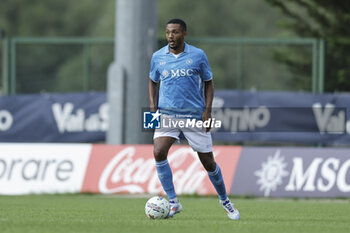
[
  {"left": 162, "top": 69, "right": 170, "bottom": 78},
  {"left": 186, "top": 59, "right": 193, "bottom": 65}
]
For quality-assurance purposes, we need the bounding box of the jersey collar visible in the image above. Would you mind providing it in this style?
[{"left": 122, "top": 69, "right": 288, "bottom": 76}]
[{"left": 165, "top": 42, "right": 190, "bottom": 54}]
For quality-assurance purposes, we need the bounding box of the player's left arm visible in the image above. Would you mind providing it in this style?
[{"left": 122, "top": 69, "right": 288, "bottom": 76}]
[{"left": 202, "top": 80, "right": 214, "bottom": 132}]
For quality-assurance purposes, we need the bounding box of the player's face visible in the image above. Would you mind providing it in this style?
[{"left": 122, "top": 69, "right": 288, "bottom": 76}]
[{"left": 166, "top": 24, "right": 187, "bottom": 51}]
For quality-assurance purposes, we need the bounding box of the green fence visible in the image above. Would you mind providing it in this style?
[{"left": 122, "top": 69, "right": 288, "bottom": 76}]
[
  {"left": 1, "top": 37, "right": 114, "bottom": 95},
  {"left": 1, "top": 37, "right": 325, "bottom": 95}
]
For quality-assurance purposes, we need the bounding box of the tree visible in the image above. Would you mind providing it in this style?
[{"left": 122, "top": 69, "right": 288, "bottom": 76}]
[
  {"left": 0, "top": 0, "right": 110, "bottom": 93},
  {"left": 265, "top": 0, "right": 350, "bottom": 92}
]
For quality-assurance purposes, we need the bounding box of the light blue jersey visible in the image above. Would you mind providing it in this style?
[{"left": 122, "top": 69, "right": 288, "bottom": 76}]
[{"left": 149, "top": 43, "right": 213, "bottom": 119}]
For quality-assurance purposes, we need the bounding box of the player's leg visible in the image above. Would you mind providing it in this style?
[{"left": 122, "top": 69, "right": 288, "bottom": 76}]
[
  {"left": 198, "top": 151, "right": 240, "bottom": 220},
  {"left": 154, "top": 136, "right": 177, "bottom": 199},
  {"left": 182, "top": 130, "right": 227, "bottom": 198},
  {"left": 197, "top": 151, "right": 228, "bottom": 200},
  {"left": 184, "top": 130, "right": 240, "bottom": 220},
  {"left": 153, "top": 134, "right": 182, "bottom": 217}
]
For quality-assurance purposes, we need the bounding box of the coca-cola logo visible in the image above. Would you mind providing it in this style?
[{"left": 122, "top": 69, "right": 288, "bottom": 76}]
[
  {"left": 98, "top": 146, "right": 217, "bottom": 195},
  {"left": 81, "top": 145, "right": 241, "bottom": 195}
]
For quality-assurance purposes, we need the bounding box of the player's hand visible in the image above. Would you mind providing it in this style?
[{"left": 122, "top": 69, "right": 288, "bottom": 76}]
[
  {"left": 150, "top": 106, "right": 157, "bottom": 112},
  {"left": 202, "top": 109, "right": 212, "bottom": 132}
]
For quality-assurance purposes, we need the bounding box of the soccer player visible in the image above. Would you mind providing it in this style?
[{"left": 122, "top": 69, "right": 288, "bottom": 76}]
[{"left": 148, "top": 18, "right": 240, "bottom": 220}]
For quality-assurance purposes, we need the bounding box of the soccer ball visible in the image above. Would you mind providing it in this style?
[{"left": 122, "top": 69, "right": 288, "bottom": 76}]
[{"left": 145, "top": 196, "right": 170, "bottom": 219}]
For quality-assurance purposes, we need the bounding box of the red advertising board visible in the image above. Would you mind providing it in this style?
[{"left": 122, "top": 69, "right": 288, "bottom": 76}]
[{"left": 82, "top": 145, "right": 242, "bottom": 195}]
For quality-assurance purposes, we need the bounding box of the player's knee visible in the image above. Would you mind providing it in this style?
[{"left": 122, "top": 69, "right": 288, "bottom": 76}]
[
  {"left": 198, "top": 154, "right": 216, "bottom": 171},
  {"left": 153, "top": 147, "right": 168, "bottom": 162},
  {"left": 203, "top": 160, "right": 216, "bottom": 172}
]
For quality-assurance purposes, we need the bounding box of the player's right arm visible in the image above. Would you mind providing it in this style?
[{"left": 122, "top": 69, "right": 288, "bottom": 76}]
[
  {"left": 148, "top": 54, "right": 160, "bottom": 112},
  {"left": 148, "top": 78, "right": 158, "bottom": 112}
]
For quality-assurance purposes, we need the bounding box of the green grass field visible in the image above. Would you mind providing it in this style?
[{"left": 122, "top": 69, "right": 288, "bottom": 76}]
[{"left": 0, "top": 194, "right": 349, "bottom": 233}]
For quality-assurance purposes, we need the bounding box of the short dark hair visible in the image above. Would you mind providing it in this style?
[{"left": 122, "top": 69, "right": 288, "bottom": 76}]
[{"left": 167, "top": 18, "right": 187, "bottom": 31}]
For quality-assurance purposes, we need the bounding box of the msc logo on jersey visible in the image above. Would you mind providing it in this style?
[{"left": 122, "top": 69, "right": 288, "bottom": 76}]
[
  {"left": 143, "top": 110, "right": 161, "bottom": 129},
  {"left": 161, "top": 69, "right": 194, "bottom": 78}
]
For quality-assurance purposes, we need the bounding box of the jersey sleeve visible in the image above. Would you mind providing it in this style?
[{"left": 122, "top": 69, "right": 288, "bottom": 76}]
[
  {"left": 200, "top": 52, "right": 213, "bottom": 81},
  {"left": 149, "top": 54, "right": 160, "bottom": 82}
]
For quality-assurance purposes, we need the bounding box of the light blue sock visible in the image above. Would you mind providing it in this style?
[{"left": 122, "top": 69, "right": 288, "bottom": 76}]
[
  {"left": 208, "top": 164, "right": 228, "bottom": 201},
  {"left": 156, "top": 159, "right": 176, "bottom": 200}
]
